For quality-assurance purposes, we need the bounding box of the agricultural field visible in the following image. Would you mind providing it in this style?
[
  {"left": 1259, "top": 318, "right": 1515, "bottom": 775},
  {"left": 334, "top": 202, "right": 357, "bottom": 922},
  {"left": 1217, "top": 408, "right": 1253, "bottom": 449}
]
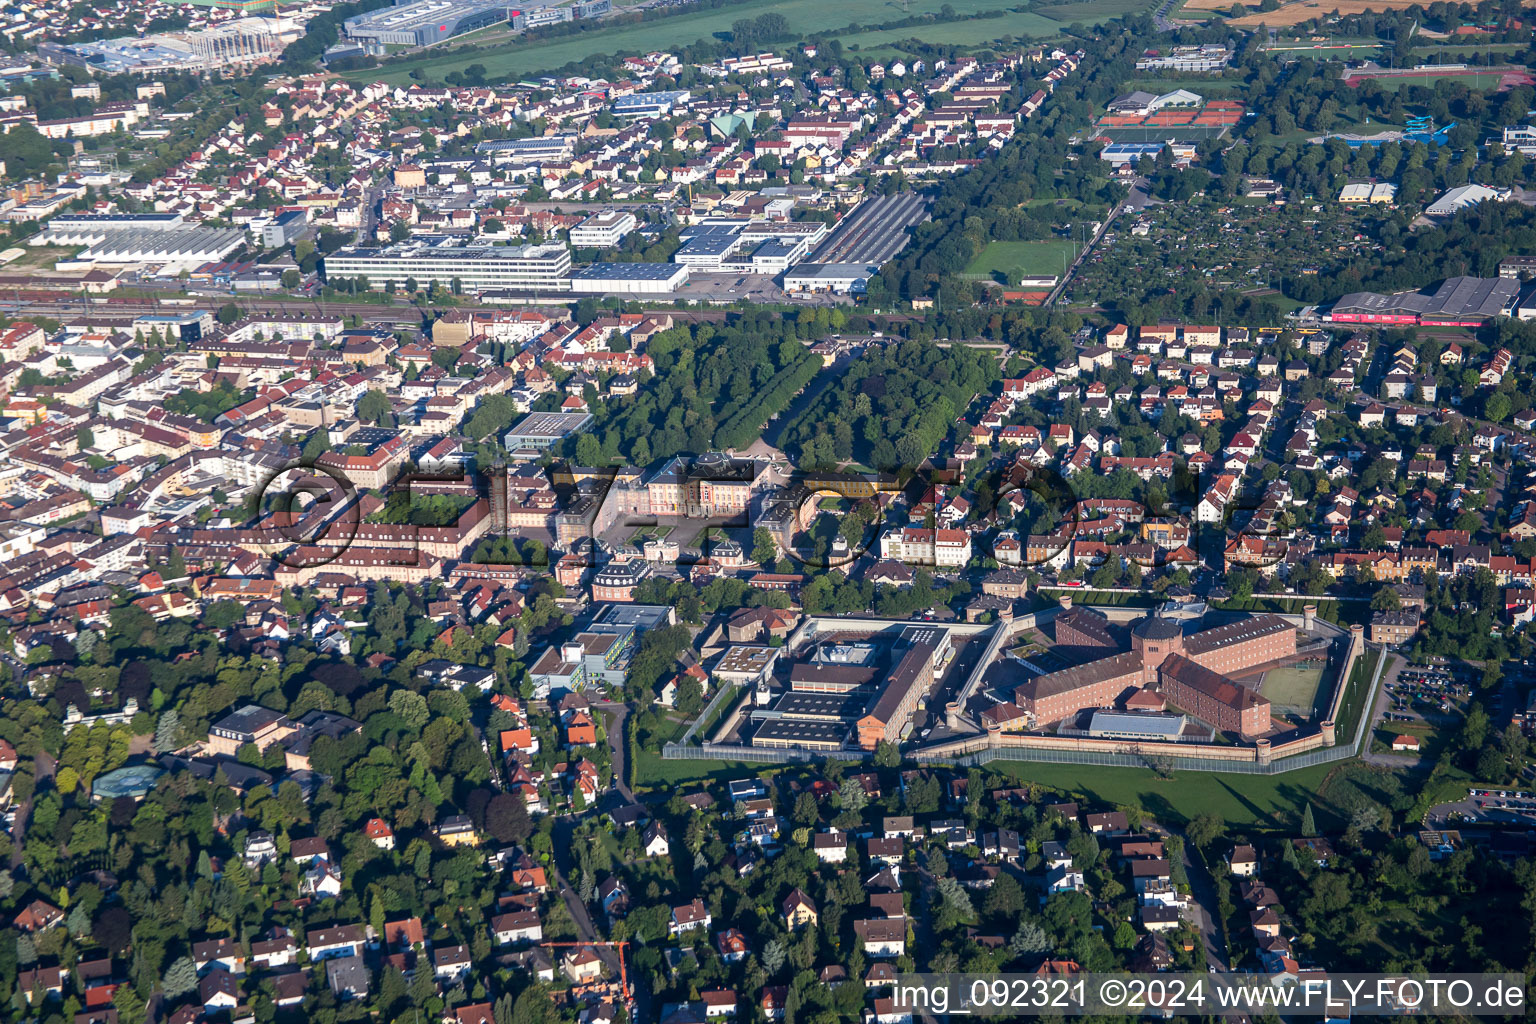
[
  {"left": 835, "top": 10, "right": 1068, "bottom": 52},
  {"left": 1032, "top": 0, "right": 1155, "bottom": 21},
  {"left": 1209, "top": 0, "right": 1446, "bottom": 28},
  {"left": 362, "top": 0, "right": 1089, "bottom": 85},
  {"left": 963, "top": 239, "right": 1080, "bottom": 283}
]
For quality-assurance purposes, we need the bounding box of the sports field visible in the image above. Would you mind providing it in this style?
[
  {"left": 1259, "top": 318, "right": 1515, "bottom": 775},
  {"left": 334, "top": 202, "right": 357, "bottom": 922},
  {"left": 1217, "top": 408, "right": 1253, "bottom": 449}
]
[
  {"left": 1098, "top": 123, "right": 1230, "bottom": 143},
  {"left": 963, "top": 240, "right": 1079, "bottom": 283},
  {"left": 361, "top": 0, "right": 1083, "bottom": 85},
  {"left": 1366, "top": 69, "right": 1525, "bottom": 91},
  {"left": 1259, "top": 659, "right": 1328, "bottom": 715}
]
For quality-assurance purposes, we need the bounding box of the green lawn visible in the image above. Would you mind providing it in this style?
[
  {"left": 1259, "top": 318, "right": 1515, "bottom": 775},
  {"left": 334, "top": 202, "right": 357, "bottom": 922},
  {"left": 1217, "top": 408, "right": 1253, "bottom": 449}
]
[
  {"left": 963, "top": 240, "right": 1079, "bottom": 284},
  {"left": 632, "top": 749, "right": 745, "bottom": 791},
  {"left": 837, "top": 9, "right": 1068, "bottom": 51},
  {"left": 1035, "top": 588, "right": 1155, "bottom": 608},
  {"left": 1119, "top": 77, "right": 1243, "bottom": 93},
  {"left": 363, "top": 0, "right": 1057, "bottom": 84},
  {"left": 1333, "top": 649, "right": 1383, "bottom": 744},
  {"left": 1371, "top": 718, "right": 1441, "bottom": 756},
  {"left": 1369, "top": 70, "right": 1513, "bottom": 92},
  {"left": 1032, "top": 0, "right": 1154, "bottom": 20},
  {"left": 991, "top": 759, "right": 1349, "bottom": 830},
  {"left": 1214, "top": 595, "right": 1361, "bottom": 626},
  {"left": 1411, "top": 42, "right": 1527, "bottom": 56}
]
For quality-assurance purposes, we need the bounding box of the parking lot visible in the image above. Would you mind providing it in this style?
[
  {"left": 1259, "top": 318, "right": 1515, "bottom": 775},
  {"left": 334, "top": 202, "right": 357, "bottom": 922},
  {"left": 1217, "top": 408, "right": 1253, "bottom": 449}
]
[
  {"left": 671, "top": 272, "right": 818, "bottom": 304},
  {"left": 1381, "top": 662, "right": 1471, "bottom": 724}
]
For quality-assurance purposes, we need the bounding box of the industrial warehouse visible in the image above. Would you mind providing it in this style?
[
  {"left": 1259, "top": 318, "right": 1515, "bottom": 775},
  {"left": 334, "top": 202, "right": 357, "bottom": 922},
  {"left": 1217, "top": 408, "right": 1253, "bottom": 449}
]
[
  {"left": 50, "top": 224, "right": 247, "bottom": 273},
  {"left": 1328, "top": 275, "right": 1522, "bottom": 327},
  {"left": 343, "top": 0, "right": 513, "bottom": 47},
  {"left": 569, "top": 262, "right": 690, "bottom": 295},
  {"left": 37, "top": 17, "right": 302, "bottom": 74}
]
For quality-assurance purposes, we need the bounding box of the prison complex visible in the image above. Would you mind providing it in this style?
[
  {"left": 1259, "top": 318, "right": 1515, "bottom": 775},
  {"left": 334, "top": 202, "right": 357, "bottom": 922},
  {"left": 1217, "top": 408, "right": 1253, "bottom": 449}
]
[{"left": 1014, "top": 607, "right": 1294, "bottom": 737}]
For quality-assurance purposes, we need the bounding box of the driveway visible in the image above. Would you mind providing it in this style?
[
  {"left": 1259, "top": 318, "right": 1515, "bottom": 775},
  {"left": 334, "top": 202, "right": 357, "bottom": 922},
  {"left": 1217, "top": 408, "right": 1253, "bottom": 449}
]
[
  {"left": 593, "top": 700, "right": 636, "bottom": 804},
  {"left": 1361, "top": 655, "right": 1423, "bottom": 768},
  {"left": 10, "top": 750, "right": 53, "bottom": 870},
  {"left": 1149, "top": 823, "right": 1228, "bottom": 970}
]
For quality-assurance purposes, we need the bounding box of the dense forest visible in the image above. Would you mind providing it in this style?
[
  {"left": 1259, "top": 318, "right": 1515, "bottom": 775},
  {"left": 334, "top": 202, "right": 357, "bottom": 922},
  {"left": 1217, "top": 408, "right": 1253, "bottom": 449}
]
[
  {"left": 781, "top": 338, "right": 998, "bottom": 471},
  {"left": 564, "top": 311, "right": 828, "bottom": 466}
]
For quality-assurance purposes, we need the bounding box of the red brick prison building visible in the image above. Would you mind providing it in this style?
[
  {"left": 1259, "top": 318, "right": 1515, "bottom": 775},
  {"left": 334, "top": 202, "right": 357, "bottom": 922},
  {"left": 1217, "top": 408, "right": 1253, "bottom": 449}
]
[{"left": 1013, "top": 610, "right": 1293, "bottom": 739}]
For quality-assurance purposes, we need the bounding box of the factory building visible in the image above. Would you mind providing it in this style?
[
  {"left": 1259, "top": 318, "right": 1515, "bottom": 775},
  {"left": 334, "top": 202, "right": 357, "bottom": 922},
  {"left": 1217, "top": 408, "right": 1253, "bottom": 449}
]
[
  {"left": 611, "top": 90, "right": 691, "bottom": 118},
  {"left": 674, "top": 218, "right": 827, "bottom": 272},
  {"left": 38, "top": 213, "right": 185, "bottom": 244},
  {"left": 323, "top": 240, "right": 572, "bottom": 292},
  {"left": 344, "top": 0, "right": 510, "bottom": 47},
  {"left": 569, "top": 262, "right": 689, "bottom": 295},
  {"left": 782, "top": 262, "right": 878, "bottom": 294},
  {"left": 474, "top": 135, "right": 577, "bottom": 163},
  {"left": 260, "top": 209, "right": 309, "bottom": 248},
  {"left": 52, "top": 226, "right": 247, "bottom": 274},
  {"left": 1329, "top": 276, "right": 1519, "bottom": 327},
  {"left": 38, "top": 19, "right": 300, "bottom": 74},
  {"left": 509, "top": 5, "right": 571, "bottom": 29}
]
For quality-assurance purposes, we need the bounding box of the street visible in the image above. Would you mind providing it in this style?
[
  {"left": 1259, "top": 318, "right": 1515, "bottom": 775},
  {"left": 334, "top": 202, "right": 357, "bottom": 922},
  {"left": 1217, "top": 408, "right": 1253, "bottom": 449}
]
[{"left": 1149, "top": 822, "right": 1229, "bottom": 971}]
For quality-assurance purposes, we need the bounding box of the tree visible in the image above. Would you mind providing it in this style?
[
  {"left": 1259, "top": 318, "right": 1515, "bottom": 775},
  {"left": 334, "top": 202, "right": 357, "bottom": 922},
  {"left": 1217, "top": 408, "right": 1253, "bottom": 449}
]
[
  {"left": 1009, "top": 920, "right": 1050, "bottom": 957},
  {"left": 574, "top": 433, "right": 603, "bottom": 466},
  {"left": 836, "top": 777, "right": 867, "bottom": 815},
  {"left": 93, "top": 906, "right": 132, "bottom": 953},
  {"left": 509, "top": 985, "right": 558, "bottom": 1024},
  {"left": 302, "top": 429, "right": 330, "bottom": 461},
  {"left": 357, "top": 389, "right": 393, "bottom": 424},
  {"left": 752, "top": 527, "right": 779, "bottom": 565},
  {"left": 762, "top": 938, "right": 787, "bottom": 975},
  {"left": 1185, "top": 813, "right": 1225, "bottom": 851},
  {"left": 485, "top": 792, "right": 532, "bottom": 844},
  {"left": 793, "top": 791, "right": 819, "bottom": 827},
  {"left": 936, "top": 875, "right": 975, "bottom": 925},
  {"left": 154, "top": 708, "right": 179, "bottom": 754},
  {"left": 873, "top": 740, "right": 900, "bottom": 768},
  {"left": 281, "top": 268, "right": 302, "bottom": 289},
  {"left": 162, "top": 956, "right": 198, "bottom": 998},
  {"left": 390, "top": 690, "right": 430, "bottom": 728},
  {"left": 1462, "top": 703, "right": 1490, "bottom": 752},
  {"left": 1371, "top": 586, "right": 1401, "bottom": 612},
  {"left": 217, "top": 303, "right": 241, "bottom": 325},
  {"left": 1476, "top": 744, "right": 1506, "bottom": 782},
  {"left": 1300, "top": 802, "right": 1317, "bottom": 837}
]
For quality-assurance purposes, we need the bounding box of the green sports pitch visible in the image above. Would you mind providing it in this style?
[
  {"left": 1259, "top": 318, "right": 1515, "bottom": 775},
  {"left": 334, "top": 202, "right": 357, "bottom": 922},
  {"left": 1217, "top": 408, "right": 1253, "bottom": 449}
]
[{"left": 1097, "top": 123, "right": 1230, "bottom": 143}]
